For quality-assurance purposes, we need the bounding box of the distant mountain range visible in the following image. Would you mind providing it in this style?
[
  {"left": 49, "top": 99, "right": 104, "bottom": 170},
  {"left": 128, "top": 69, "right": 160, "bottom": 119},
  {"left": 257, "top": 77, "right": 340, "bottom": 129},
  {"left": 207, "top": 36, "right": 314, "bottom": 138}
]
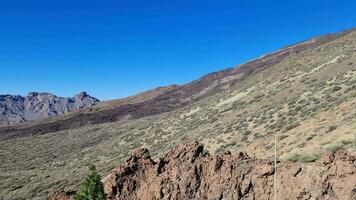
[{"left": 0, "top": 92, "right": 100, "bottom": 124}]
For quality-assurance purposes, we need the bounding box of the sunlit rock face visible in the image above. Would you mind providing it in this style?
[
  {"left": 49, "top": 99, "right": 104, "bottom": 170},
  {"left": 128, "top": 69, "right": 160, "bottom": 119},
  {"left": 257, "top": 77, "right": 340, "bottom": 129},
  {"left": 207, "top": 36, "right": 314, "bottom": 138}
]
[{"left": 0, "top": 92, "right": 99, "bottom": 124}]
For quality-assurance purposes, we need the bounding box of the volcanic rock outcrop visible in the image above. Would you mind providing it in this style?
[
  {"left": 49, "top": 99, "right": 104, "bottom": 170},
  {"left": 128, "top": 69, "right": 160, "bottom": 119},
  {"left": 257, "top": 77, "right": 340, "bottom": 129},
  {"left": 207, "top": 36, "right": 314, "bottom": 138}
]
[
  {"left": 47, "top": 191, "right": 74, "bottom": 200},
  {"left": 102, "top": 142, "right": 355, "bottom": 200}
]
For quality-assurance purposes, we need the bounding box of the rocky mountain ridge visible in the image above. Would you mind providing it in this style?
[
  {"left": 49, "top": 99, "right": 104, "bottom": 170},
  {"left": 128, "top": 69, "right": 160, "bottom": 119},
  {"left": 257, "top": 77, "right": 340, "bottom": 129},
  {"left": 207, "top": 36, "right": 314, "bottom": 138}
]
[{"left": 0, "top": 92, "right": 100, "bottom": 124}]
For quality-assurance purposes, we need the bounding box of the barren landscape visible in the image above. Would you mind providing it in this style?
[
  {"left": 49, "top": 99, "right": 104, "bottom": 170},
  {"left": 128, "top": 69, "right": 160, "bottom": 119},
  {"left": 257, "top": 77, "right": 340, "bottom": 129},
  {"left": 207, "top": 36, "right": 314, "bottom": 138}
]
[{"left": 1, "top": 28, "right": 356, "bottom": 200}]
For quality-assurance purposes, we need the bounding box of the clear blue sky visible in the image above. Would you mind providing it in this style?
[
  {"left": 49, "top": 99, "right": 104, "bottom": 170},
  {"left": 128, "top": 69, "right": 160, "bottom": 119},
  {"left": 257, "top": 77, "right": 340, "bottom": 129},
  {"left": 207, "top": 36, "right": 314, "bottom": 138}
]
[{"left": 1, "top": 0, "right": 355, "bottom": 100}]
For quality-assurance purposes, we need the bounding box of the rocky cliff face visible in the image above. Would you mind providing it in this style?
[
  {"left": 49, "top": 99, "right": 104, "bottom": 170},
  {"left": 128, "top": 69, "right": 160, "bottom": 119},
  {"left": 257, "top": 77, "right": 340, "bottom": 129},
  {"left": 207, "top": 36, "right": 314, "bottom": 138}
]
[
  {"left": 0, "top": 92, "right": 100, "bottom": 124},
  {"left": 49, "top": 142, "right": 356, "bottom": 200}
]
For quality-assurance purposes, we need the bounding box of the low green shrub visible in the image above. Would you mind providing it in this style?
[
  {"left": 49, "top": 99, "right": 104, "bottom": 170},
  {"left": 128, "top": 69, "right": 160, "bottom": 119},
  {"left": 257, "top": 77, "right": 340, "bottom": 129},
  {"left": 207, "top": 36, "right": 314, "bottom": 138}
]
[
  {"left": 284, "top": 153, "right": 300, "bottom": 162},
  {"left": 300, "top": 153, "right": 319, "bottom": 163},
  {"left": 74, "top": 165, "right": 105, "bottom": 200},
  {"left": 324, "top": 142, "right": 345, "bottom": 153}
]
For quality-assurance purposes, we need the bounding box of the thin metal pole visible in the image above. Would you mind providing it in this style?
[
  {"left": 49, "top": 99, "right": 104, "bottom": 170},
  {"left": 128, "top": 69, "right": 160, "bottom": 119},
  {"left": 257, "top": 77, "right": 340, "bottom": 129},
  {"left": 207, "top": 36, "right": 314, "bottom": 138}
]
[{"left": 273, "top": 133, "right": 277, "bottom": 200}]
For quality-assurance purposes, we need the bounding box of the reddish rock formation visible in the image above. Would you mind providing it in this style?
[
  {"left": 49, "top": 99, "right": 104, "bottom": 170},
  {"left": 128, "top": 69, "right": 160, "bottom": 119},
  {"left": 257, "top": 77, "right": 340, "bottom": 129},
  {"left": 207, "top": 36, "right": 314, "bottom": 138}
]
[
  {"left": 47, "top": 191, "right": 74, "bottom": 200},
  {"left": 48, "top": 141, "right": 356, "bottom": 200},
  {"left": 104, "top": 142, "right": 356, "bottom": 200}
]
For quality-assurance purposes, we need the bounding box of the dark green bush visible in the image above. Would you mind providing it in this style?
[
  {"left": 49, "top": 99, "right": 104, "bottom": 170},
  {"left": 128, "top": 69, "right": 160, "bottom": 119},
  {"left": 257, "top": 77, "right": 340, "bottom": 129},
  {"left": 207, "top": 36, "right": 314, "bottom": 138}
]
[
  {"left": 331, "top": 86, "right": 342, "bottom": 92},
  {"left": 74, "top": 165, "right": 105, "bottom": 200},
  {"left": 300, "top": 154, "right": 319, "bottom": 163},
  {"left": 326, "top": 125, "right": 337, "bottom": 133}
]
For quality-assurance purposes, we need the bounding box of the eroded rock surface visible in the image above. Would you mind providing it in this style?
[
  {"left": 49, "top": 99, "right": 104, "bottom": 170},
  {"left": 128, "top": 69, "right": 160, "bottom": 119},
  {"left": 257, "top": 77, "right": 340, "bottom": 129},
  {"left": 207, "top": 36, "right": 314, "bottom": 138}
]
[
  {"left": 102, "top": 142, "right": 356, "bottom": 200},
  {"left": 47, "top": 191, "right": 74, "bottom": 200},
  {"left": 0, "top": 92, "right": 99, "bottom": 125}
]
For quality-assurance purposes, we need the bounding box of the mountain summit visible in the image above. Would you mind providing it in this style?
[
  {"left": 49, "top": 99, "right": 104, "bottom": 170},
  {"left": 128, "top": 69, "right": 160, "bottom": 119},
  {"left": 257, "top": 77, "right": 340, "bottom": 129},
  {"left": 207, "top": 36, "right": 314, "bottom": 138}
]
[{"left": 0, "top": 92, "right": 100, "bottom": 124}]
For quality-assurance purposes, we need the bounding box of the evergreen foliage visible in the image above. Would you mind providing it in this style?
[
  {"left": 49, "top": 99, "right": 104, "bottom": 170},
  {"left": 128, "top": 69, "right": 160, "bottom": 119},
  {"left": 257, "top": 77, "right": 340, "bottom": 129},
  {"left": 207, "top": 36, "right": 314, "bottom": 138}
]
[{"left": 74, "top": 165, "right": 105, "bottom": 200}]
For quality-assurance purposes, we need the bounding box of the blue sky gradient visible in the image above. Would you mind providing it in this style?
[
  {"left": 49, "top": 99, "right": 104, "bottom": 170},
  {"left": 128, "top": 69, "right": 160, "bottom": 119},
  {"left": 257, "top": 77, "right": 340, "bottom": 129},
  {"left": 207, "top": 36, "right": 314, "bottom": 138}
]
[{"left": 1, "top": 0, "right": 356, "bottom": 100}]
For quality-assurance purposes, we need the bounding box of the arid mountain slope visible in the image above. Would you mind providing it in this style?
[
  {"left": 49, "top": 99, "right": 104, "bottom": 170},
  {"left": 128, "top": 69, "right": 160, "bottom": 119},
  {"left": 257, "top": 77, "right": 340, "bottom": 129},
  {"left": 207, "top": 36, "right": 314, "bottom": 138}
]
[
  {"left": 0, "top": 92, "right": 99, "bottom": 125},
  {"left": 0, "top": 29, "right": 354, "bottom": 140},
  {"left": 0, "top": 28, "right": 355, "bottom": 200}
]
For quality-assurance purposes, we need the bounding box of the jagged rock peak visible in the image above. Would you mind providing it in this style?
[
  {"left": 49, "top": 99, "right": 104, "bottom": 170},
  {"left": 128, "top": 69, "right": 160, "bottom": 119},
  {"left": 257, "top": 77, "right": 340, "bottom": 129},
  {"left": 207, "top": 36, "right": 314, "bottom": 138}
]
[
  {"left": 27, "top": 92, "right": 55, "bottom": 97},
  {"left": 0, "top": 92, "right": 100, "bottom": 124},
  {"left": 74, "top": 91, "right": 88, "bottom": 97}
]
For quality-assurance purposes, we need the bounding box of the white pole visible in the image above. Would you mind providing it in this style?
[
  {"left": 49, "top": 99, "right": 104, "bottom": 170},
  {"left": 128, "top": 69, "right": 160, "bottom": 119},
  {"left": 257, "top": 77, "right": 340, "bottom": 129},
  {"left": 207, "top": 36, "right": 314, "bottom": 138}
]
[{"left": 274, "top": 133, "right": 277, "bottom": 200}]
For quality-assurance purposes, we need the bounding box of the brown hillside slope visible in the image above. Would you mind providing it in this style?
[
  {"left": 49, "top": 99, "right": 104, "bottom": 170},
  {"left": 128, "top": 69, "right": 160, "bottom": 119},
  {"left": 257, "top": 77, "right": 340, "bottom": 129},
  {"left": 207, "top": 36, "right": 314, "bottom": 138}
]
[{"left": 0, "top": 28, "right": 353, "bottom": 140}]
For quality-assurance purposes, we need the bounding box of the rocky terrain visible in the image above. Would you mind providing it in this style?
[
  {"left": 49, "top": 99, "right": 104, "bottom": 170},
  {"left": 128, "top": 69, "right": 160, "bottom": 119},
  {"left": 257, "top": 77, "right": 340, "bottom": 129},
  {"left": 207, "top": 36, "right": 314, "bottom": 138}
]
[
  {"left": 49, "top": 142, "right": 356, "bottom": 200},
  {"left": 0, "top": 92, "right": 100, "bottom": 125},
  {"left": 0, "top": 28, "right": 355, "bottom": 199}
]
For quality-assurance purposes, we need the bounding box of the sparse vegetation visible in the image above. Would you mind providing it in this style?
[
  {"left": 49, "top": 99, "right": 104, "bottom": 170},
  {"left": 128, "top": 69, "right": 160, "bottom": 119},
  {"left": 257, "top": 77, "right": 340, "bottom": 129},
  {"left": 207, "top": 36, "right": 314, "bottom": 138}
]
[
  {"left": 326, "top": 125, "right": 338, "bottom": 133},
  {"left": 284, "top": 151, "right": 320, "bottom": 163},
  {"left": 284, "top": 153, "right": 300, "bottom": 162},
  {"left": 300, "top": 153, "right": 320, "bottom": 163},
  {"left": 1, "top": 28, "right": 356, "bottom": 200},
  {"left": 324, "top": 142, "right": 345, "bottom": 153}
]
